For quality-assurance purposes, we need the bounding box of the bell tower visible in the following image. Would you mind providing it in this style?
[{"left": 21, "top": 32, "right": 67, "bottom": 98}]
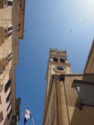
[{"left": 46, "top": 49, "right": 71, "bottom": 94}]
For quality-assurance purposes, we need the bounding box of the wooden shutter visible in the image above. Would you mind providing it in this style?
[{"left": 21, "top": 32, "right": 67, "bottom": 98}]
[
  {"left": 0, "top": 111, "right": 3, "bottom": 122},
  {"left": 0, "top": 59, "right": 3, "bottom": 74},
  {"left": 0, "top": 0, "right": 4, "bottom": 9}
]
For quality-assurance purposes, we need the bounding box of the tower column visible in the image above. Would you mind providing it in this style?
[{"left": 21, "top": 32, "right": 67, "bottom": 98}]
[{"left": 59, "top": 81, "right": 70, "bottom": 125}]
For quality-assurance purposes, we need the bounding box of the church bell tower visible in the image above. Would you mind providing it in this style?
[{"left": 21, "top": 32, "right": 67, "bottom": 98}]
[{"left": 46, "top": 49, "right": 71, "bottom": 94}]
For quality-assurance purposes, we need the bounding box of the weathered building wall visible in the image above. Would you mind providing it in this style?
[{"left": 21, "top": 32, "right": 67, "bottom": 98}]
[
  {"left": 64, "top": 75, "right": 94, "bottom": 125},
  {"left": 84, "top": 40, "right": 94, "bottom": 73},
  {"left": 0, "top": 0, "right": 25, "bottom": 124}
]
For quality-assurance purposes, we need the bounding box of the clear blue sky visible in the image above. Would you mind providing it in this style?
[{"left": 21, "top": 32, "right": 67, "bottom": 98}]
[{"left": 16, "top": 0, "right": 94, "bottom": 125}]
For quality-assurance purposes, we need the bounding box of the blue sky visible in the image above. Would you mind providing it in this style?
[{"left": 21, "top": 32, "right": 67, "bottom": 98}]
[{"left": 16, "top": 0, "right": 94, "bottom": 125}]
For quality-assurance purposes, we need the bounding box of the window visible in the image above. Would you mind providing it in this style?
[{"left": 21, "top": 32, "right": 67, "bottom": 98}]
[
  {"left": 5, "top": 26, "right": 13, "bottom": 38},
  {"left": 6, "top": 91, "right": 11, "bottom": 109},
  {"left": 73, "top": 80, "right": 94, "bottom": 110},
  {"left": 5, "top": 79, "right": 11, "bottom": 93},
  {"left": 0, "top": 0, "right": 4, "bottom": 9},
  {"left": 8, "top": 26, "right": 13, "bottom": 32},
  {"left": 0, "top": 111, "right": 3, "bottom": 123},
  {"left": 17, "top": 23, "right": 21, "bottom": 31},
  {"left": 7, "top": 109, "right": 12, "bottom": 120},
  {"left": 0, "top": 60, "right": 3, "bottom": 74},
  {"left": 7, "top": 52, "right": 13, "bottom": 62},
  {"left": 3, "top": 57, "right": 8, "bottom": 69},
  {"left": 8, "top": 32, "right": 12, "bottom": 37},
  {"left": 53, "top": 57, "right": 58, "bottom": 62},
  {"left": 0, "top": 0, "right": 13, "bottom": 8},
  {"left": 3, "top": 52, "right": 13, "bottom": 69},
  {"left": 60, "top": 74, "right": 65, "bottom": 81},
  {"left": 7, "top": 26, "right": 13, "bottom": 37},
  {"left": 16, "top": 98, "right": 21, "bottom": 121},
  {"left": 0, "top": 85, "right": 3, "bottom": 92},
  {"left": 7, "top": 101, "right": 11, "bottom": 111},
  {"left": 20, "top": 0, "right": 22, "bottom": 7},
  {"left": 8, "top": 0, "right": 13, "bottom": 6},
  {"left": 60, "top": 58, "right": 65, "bottom": 63}
]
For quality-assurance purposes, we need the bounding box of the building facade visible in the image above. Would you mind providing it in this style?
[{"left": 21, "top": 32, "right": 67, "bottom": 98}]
[
  {"left": 0, "top": 0, "right": 25, "bottom": 125},
  {"left": 43, "top": 45, "right": 94, "bottom": 125}
]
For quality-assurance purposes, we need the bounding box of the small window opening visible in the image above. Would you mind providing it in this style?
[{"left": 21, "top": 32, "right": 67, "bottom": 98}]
[
  {"left": 53, "top": 57, "right": 58, "bottom": 62},
  {"left": 60, "top": 58, "right": 65, "bottom": 63},
  {"left": 8, "top": 1, "right": 13, "bottom": 6}
]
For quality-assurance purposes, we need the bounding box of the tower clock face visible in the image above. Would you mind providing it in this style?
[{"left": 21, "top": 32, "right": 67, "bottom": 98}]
[{"left": 56, "top": 66, "right": 65, "bottom": 70}]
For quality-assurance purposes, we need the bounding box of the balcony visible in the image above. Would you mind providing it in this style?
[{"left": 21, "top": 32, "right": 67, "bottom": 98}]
[{"left": 73, "top": 79, "right": 94, "bottom": 110}]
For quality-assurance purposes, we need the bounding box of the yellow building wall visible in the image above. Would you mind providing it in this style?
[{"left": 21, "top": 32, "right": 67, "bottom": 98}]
[
  {"left": 44, "top": 82, "right": 57, "bottom": 125},
  {"left": 64, "top": 75, "right": 94, "bottom": 125},
  {"left": 84, "top": 41, "right": 94, "bottom": 73},
  {"left": 0, "top": 0, "right": 25, "bottom": 124}
]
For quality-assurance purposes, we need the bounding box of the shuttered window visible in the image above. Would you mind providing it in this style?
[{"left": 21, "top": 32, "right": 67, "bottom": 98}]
[
  {"left": 7, "top": 52, "right": 13, "bottom": 62},
  {"left": 0, "top": 0, "right": 13, "bottom": 8},
  {"left": 7, "top": 26, "right": 13, "bottom": 37},
  {"left": 0, "top": 111, "right": 3, "bottom": 123},
  {"left": 0, "top": 85, "right": 3, "bottom": 92},
  {"left": 5, "top": 26, "right": 13, "bottom": 38},
  {"left": 3, "top": 52, "right": 13, "bottom": 70},
  {"left": 8, "top": 0, "right": 13, "bottom": 6},
  {"left": 53, "top": 57, "right": 58, "bottom": 62},
  {"left": 0, "top": 0, "right": 4, "bottom": 9},
  {"left": 60, "top": 58, "right": 65, "bottom": 63},
  {"left": 6, "top": 91, "right": 12, "bottom": 111},
  {"left": 0, "top": 60, "right": 3, "bottom": 74},
  {"left": 8, "top": 109, "right": 12, "bottom": 120},
  {"left": 5, "top": 79, "right": 11, "bottom": 93}
]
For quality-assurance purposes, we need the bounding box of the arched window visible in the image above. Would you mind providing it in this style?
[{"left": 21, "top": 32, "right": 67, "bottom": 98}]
[
  {"left": 60, "top": 58, "right": 65, "bottom": 63},
  {"left": 53, "top": 57, "right": 58, "bottom": 62}
]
